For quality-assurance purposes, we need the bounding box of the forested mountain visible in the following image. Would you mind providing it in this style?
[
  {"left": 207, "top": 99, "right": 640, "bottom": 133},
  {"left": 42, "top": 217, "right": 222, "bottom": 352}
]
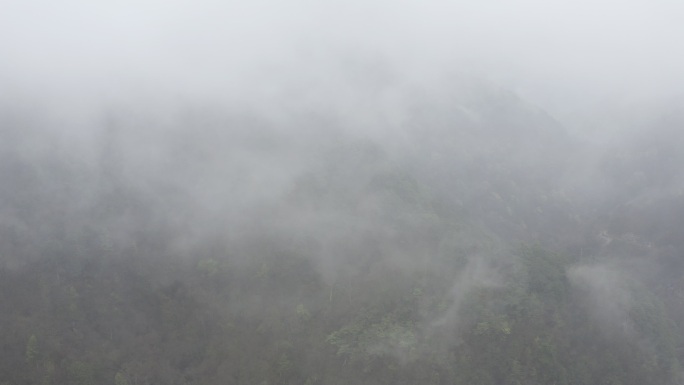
[{"left": 1, "top": 79, "right": 683, "bottom": 385}]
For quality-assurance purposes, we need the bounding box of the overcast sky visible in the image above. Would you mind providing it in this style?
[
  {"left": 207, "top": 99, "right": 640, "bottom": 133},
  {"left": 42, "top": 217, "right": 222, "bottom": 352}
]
[{"left": 1, "top": 0, "right": 683, "bottom": 125}]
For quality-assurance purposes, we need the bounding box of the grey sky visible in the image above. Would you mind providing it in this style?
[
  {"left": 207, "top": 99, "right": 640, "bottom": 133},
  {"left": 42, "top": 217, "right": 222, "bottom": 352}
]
[{"left": 1, "top": 0, "right": 683, "bottom": 120}]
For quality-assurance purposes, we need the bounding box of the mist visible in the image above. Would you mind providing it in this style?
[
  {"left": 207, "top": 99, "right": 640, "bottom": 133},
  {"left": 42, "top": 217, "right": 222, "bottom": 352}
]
[{"left": 2, "top": 1, "right": 684, "bottom": 384}]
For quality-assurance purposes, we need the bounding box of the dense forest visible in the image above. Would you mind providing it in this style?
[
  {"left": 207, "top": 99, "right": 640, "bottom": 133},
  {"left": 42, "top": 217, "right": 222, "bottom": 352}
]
[{"left": 1, "top": 76, "right": 683, "bottom": 385}]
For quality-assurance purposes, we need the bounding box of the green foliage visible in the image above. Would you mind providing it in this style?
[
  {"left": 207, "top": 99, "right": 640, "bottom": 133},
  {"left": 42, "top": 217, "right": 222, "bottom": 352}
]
[
  {"left": 3, "top": 77, "right": 684, "bottom": 385},
  {"left": 2, "top": 235, "right": 680, "bottom": 385},
  {"left": 2, "top": 138, "right": 683, "bottom": 385},
  {"left": 66, "top": 361, "right": 95, "bottom": 385},
  {"left": 25, "top": 334, "right": 38, "bottom": 365},
  {"left": 327, "top": 311, "right": 417, "bottom": 370},
  {"left": 114, "top": 372, "right": 129, "bottom": 385},
  {"left": 296, "top": 303, "right": 311, "bottom": 322},
  {"left": 196, "top": 258, "right": 220, "bottom": 277},
  {"left": 520, "top": 245, "right": 570, "bottom": 302}
]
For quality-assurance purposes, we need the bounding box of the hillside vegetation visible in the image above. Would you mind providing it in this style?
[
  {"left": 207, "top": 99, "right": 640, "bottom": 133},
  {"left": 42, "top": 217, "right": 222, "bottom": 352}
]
[{"left": 1, "top": 81, "right": 683, "bottom": 385}]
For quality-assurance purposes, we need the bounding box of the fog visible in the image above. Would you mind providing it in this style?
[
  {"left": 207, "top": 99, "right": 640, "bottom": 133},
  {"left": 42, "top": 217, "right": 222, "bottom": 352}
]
[
  {"left": 2, "top": 1, "right": 684, "bottom": 384},
  {"left": 3, "top": 0, "right": 683, "bottom": 113}
]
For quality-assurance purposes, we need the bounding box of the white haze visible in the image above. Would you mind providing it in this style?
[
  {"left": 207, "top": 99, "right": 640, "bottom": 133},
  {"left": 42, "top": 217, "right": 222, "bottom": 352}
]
[
  {"left": 2, "top": 0, "right": 683, "bottom": 133},
  {"left": 1, "top": 0, "right": 683, "bottom": 366}
]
